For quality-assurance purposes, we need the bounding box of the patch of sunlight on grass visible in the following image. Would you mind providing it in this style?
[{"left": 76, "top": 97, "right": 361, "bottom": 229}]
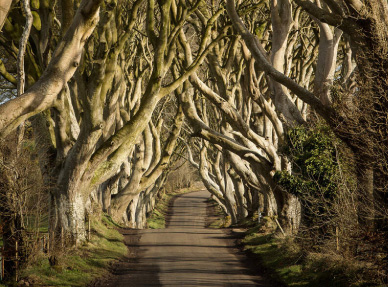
[
  {"left": 208, "top": 217, "right": 224, "bottom": 228},
  {"left": 24, "top": 214, "right": 49, "bottom": 233},
  {"left": 242, "top": 229, "right": 371, "bottom": 287},
  {"left": 21, "top": 214, "right": 127, "bottom": 286},
  {"left": 242, "top": 231, "right": 312, "bottom": 287}
]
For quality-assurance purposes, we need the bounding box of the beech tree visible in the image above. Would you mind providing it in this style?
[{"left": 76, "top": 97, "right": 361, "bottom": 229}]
[
  {"left": 226, "top": 0, "right": 388, "bottom": 229},
  {"left": 1, "top": 2, "right": 387, "bottom": 279},
  {"left": 0, "top": 0, "right": 225, "bottom": 246},
  {"left": 177, "top": 0, "right": 305, "bottom": 233}
]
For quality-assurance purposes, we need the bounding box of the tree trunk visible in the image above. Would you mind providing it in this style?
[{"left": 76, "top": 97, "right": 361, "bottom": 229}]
[
  {"left": 224, "top": 172, "right": 238, "bottom": 225},
  {"left": 230, "top": 171, "right": 248, "bottom": 221},
  {"left": 275, "top": 188, "right": 301, "bottom": 235},
  {"left": 127, "top": 194, "right": 140, "bottom": 228},
  {"left": 51, "top": 190, "right": 86, "bottom": 246}
]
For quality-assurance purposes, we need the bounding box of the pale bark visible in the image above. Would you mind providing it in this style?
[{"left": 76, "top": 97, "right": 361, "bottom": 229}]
[
  {"left": 269, "top": 0, "right": 305, "bottom": 125},
  {"left": 86, "top": 11, "right": 223, "bottom": 190},
  {"left": 111, "top": 104, "right": 184, "bottom": 223},
  {"left": 15, "top": 0, "right": 33, "bottom": 154},
  {"left": 190, "top": 73, "right": 280, "bottom": 169},
  {"left": 225, "top": 0, "right": 335, "bottom": 123},
  {"left": 144, "top": 121, "right": 163, "bottom": 176},
  {"left": 180, "top": 90, "right": 271, "bottom": 167},
  {"left": 17, "top": 0, "right": 33, "bottom": 97},
  {"left": 0, "top": 0, "right": 12, "bottom": 31},
  {"left": 138, "top": 105, "right": 184, "bottom": 191},
  {"left": 241, "top": 53, "right": 284, "bottom": 142},
  {"left": 224, "top": 169, "right": 238, "bottom": 224},
  {"left": 312, "top": 3, "right": 343, "bottom": 105},
  {"left": 229, "top": 168, "right": 248, "bottom": 220},
  {"left": 197, "top": 145, "right": 228, "bottom": 214},
  {"left": 0, "top": 0, "right": 103, "bottom": 137},
  {"left": 111, "top": 139, "right": 145, "bottom": 221},
  {"left": 212, "top": 150, "right": 237, "bottom": 223}
]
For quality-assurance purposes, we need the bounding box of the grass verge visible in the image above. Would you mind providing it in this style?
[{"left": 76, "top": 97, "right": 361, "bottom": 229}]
[
  {"left": 19, "top": 214, "right": 127, "bottom": 286},
  {"left": 241, "top": 221, "right": 382, "bottom": 287},
  {"left": 147, "top": 186, "right": 200, "bottom": 229},
  {"left": 206, "top": 197, "right": 229, "bottom": 229}
]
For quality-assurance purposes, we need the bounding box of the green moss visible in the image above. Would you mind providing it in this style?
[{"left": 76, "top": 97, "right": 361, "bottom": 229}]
[
  {"left": 31, "top": 0, "right": 40, "bottom": 9},
  {"left": 32, "top": 11, "right": 41, "bottom": 31},
  {"left": 207, "top": 217, "right": 224, "bottom": 228},
  {"left": 90, "top": 161, "right": 115, "bottom": 187},
  {"left": 21, "top": 214, "right": 127, "bottom": 286}
]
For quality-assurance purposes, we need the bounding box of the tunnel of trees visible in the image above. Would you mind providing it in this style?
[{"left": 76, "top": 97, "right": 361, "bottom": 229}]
[{"left": 0, "top": 0, "right": 387, "bottom": 284}]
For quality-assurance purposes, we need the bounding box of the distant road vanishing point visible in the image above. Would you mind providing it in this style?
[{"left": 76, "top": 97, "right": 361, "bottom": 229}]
[{"left": 98, "top": 190, "right": 272, "bottom": 286}]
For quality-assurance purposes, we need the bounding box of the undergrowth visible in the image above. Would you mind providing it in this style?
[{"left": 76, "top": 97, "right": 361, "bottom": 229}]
[
  {"left": 242, "top": 222, "right": 383, "bottom": 287},
  {"left": 19, "top": 214, "right": 127, "bottom": 286}
]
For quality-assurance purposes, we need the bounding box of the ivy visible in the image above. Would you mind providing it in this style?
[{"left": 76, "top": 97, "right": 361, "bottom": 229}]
[{"left": 274, "top": 125, "right": 340, "bottom": 228}]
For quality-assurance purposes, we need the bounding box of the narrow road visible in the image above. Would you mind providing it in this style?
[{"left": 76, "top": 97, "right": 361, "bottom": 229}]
[{"left": 99, "top": 190, "right": 272, "bottom": 286}]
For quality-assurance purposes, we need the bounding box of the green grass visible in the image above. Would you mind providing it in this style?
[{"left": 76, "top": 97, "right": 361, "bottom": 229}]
[
  {"left": 242, "top": 227, "right": 378, "bottom": 287},
  {"left": 207, "top": 216, "right": 226, "bottom": 229},
  {"left": 24, "top": 214, "right": 49, "bottom": 233},
  {"left": 243, "top": 232, "right": 306, "bottom": 286},
  {"left": 206, "top": 198, "right": 228, "bottom": 228},
  {"left": 20, "top": 214, "right": 127, "bottom": 286},
  {"left": 147, "top": 187, "right": 196, "bottom": 229}
]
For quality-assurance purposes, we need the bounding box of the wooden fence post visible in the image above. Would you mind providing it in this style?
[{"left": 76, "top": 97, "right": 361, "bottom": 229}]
[
  {"left": 15, "top": 240, "right": 18, "bottom": 282},
  {"left": 61, "top": 227, "right": 64, "bottom": 249},
  {"left": 49, "top": 230, "right": 53, "bottom": 256},
  {"left": 88, "top": 217, "right": 91, "bottom": 242},
  {"left": 75, "top": 222, "right": 77, "bottom": 247},
  {"left": 0, "top": 247, "right": 4, "bottom": 281},
  {"left": 336, "top": 227, "right": 340, "bottom": 251}
]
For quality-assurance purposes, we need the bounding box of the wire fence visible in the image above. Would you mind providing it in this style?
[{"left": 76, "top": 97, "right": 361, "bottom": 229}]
[
  {"left": 0, "top": 232, "right": 49, "bottom": 282},
  {"left": 0, "top": 218, "right": 92, "bottom": 282}
]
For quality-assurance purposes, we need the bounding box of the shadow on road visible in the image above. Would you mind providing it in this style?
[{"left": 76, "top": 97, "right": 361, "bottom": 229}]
[{"left": 94, "top": 190, "right": 283, "bottom": 287}]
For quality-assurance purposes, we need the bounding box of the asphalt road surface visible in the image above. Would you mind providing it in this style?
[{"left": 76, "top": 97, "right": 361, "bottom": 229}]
[{"left": 99, "top": 190, "right": 272, "bottom": 286}]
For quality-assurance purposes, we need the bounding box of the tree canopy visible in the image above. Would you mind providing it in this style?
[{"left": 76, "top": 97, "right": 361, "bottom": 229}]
[{"left": 0, "top": 0, "right": 387, "bottom": 283}]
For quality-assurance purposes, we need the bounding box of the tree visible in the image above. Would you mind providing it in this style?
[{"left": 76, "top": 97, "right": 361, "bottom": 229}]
[
  {"left": 226, "top": 0, "right": 388, "bottom": 229},
  {"left": 0, "top": 0, "right": 226, "bottom": 245}
]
